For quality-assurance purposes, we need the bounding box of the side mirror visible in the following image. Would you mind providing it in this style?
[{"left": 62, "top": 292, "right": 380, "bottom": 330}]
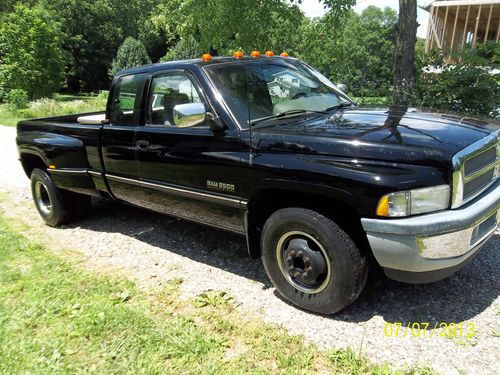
[
  {"left": 336, "top": 83, "right": 348, "bottom": 94},
  {"left": 172, "top": 102, "right": 207, "bottom": 128}
]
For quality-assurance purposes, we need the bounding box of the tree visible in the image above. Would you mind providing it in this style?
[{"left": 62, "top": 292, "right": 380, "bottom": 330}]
[
  {"left": 39, "top": 0, "right": 157, "bottom": 92},
  {"left": 0, "top": 5, "right": 64, "bottom": 99},
  {"left": 310, "top": 0, "right": 419, "bottom": 104},
  {"left": 157, "top": 0, "right": 305, "bottom": 56},
  {"left": 299, "top": 6, "right": 397, "bottom": 98},
  {"left": 393, "top": 0, "right": 417, "bottom": 104},
  {"left": 109, "top": 37, "right": 151, "bottom": 76}
]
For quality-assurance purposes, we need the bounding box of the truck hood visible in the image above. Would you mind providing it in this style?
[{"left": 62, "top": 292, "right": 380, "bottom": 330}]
[{"left": 252, "top": 106, "right": 500, "bottom": 168}]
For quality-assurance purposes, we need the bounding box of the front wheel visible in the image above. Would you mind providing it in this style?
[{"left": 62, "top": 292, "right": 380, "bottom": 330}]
[
  {"left": 31, "top": 168, "right": 90, "bottom": 227},
  {"left": 261, "top": 207, "right": 367, "bottom": 314}
]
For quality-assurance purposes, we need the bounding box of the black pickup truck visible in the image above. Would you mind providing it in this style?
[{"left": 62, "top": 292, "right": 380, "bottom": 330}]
[{"left": 17, "top": 55, "right": 500, "bottom": 314}]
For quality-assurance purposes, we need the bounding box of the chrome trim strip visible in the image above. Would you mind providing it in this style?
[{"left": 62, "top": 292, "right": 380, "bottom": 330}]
[
  {"left": 87, "top": 170, "right": 103, "bottom": 177},
  {"left": 47, "top": 168, "right": 88, "bottom": 175},
  {"left": 106, "top": 173, "right": 248, "bottom": 208},
  {"left": 451, "top": 130, "right": 499, "bottom": 208}
]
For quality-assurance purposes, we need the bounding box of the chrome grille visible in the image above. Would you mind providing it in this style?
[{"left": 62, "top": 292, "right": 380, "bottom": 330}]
[
  {"left": 463, "top": 169, "right": 495, "bottom": 200},
  {"left": 463, "top": 147, "right": 497, "bottom": 176},
  {"left": 451, "top": 131, "right": 499, "bottom": 208}
]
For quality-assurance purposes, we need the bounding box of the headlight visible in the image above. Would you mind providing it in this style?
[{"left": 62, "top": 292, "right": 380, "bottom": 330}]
[{"left": 376, "top": 185, "right": 450, "bottom": 217}]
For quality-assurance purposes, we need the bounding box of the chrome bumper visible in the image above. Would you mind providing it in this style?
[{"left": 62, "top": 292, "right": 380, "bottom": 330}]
[{"left": 361, "top": 183, "right": 499, "bottom": 282}]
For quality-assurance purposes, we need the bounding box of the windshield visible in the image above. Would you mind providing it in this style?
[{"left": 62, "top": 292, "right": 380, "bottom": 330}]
[{"left": 205, "top": 59, "right": 352, "bottom": 128}]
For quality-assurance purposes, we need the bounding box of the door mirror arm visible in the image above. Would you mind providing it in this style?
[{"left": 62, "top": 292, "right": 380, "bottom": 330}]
[{"left": 207, "top": 113, "right": 227, "bottom": 133}]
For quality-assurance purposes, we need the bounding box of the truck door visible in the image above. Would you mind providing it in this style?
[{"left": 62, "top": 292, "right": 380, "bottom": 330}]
[
  {"left": 134, "top": 69, "right": 245, "bottom": 233},
  {"left": 101, "top": 73, "right": 147, "bottom": 205}
]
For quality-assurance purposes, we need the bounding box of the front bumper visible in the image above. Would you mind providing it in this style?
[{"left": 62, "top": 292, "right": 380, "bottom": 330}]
[{"left": 361, "top": 183, "right": 499, "bottom": 283}]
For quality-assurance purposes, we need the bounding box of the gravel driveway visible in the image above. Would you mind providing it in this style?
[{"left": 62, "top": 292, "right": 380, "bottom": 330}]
[{"left": 1, "top": 125, "right": 498, "bottom": 374}]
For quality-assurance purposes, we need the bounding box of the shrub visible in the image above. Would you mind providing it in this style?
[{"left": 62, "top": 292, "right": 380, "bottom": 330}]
[
  {"left": 161, "top": 36, "right": 203, "bottom": 62},
  {"left": 5, "top": 89, "right": 29, "bottom": 110},
  {"left": 415, "top": 65, "right": 499, "bottom": 119},
  {"left": 415, "top": 44, "right": 500, "bottom": 120},
  {"left": 109, "top": 37, "right": 151, "bottom": 77}
]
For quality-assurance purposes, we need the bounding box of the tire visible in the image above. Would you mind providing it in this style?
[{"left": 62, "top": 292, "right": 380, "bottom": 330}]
[
  {"left": 261, "top": 207, "right": 367, "bottom": 314},
  {"left": 30, "top": 168, "right": 91, "bottom": 227}
]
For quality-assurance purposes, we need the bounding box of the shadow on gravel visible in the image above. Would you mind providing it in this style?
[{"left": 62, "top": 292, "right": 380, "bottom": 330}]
[
  {"left": 68, "top": 199, "right": 272, "bottom": 287},
  {"left": 68, "top": 199, "right": 499, "bottom": 323}
]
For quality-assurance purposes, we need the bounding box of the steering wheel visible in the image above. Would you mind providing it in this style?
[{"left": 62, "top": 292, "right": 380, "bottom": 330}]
[{"left": 291, "top": 92, "right": 308, "bottom": 100}]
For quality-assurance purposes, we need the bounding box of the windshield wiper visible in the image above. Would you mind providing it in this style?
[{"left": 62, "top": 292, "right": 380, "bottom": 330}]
[
  {"left": 325, "top": 102, "right": 354, "bottom": 112},
  {"left": 250, "top": 109, "right": 328, "bottom": 128}
]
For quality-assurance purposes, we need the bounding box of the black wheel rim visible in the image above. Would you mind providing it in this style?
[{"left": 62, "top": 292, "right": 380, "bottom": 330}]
[
  {"left": 276, "top": 231, "right": 331, "bottom": 294},
  {"left": 34, "top": 181, "right": 52, "bottom": 216}
]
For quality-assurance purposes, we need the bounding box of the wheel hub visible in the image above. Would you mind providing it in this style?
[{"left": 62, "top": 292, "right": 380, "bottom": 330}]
[
  {"left": 34, "top": 181, "right": 52, "bottom": 215},
  {"left": 277, "top": 233, "right": 330, "bottom": 294}
]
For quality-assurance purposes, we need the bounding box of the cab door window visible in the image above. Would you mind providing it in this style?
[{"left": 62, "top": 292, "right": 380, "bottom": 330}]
[{"left": 147, "top": 71, "right": 204, "bottom": 127}]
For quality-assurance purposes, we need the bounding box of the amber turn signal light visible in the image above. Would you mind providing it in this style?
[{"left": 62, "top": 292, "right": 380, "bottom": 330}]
[{"left": 376, "top": 195, "right": 389, "bottom": 217}]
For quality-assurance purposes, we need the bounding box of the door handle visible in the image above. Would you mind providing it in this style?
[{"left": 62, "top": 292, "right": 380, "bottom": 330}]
[{"left": 136, "top": 140, "right": 150, "bottom": 151}]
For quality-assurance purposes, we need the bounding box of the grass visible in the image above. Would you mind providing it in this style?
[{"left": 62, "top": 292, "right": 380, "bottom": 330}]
[
  {"left": 0, "top": 211, "right": 435, "bottom": 374},
  {"left": 0, "top": 105, "right": 26, "bottom": 126},
  {"left": 0, "top": 92, "right": 107, "bottom": 127}
]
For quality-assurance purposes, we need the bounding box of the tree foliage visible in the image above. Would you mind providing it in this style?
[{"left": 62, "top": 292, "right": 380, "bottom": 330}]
[
  {"left": 0, "top": 0, "right": 497, "bottom": 120},
  {"left": 298, "top": 6, "right": 397, "bottom": 97},
  {"left": 0, "top": 5, "right": 64, "bottom": 99},
  {"left": 109, "top": 37, "right": 151, "bottom": 76},
  {"left": 154, "top": 0, "right": 305, "bottom": 56}
]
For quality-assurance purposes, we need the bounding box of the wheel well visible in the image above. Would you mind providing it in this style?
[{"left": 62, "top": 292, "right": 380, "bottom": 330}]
[
  {"left": 246, "top": 189, "right": 370, "bottom": 259},
  {"left": 20, "top": 153, "right": 46, "bottom": 177}
]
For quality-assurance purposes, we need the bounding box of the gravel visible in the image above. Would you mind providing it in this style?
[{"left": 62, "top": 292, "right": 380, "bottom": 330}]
[{"left": 1, "top": 125, "right": 499, "bottom": 374}]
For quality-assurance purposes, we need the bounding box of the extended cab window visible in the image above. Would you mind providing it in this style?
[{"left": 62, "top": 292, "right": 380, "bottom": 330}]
[
  {"left": 148, "top": 71, "right": 204, "bottom": 127},
  {"left": 109, "top": 74, "right": 147, "bottom": 126}
]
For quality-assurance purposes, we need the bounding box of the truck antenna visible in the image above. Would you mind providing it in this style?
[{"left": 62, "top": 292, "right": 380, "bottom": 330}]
[{"left": 247, "top": 64, "right": 255, "bottom": 166}]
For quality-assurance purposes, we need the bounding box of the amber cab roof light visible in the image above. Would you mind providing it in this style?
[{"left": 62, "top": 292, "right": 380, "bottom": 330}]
[
  {"left": 201, "top": 53, "right": 213, "bottom": 62},
  {"left": 280, "top": 52, "right": 289, "bottom": 57},
  {"left": 233, "top": 51, "right": 244, "bottom": 59},
  {"left": 250, "top": 50, "right": 260, "bottom": 58},
  {"left": 264, "top": 50, "right": 274, "bottom": 57}
]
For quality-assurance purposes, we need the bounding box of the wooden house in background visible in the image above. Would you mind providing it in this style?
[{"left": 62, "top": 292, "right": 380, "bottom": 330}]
[{"left": 423, "top": 0, "right": 500, "bottom": 53}]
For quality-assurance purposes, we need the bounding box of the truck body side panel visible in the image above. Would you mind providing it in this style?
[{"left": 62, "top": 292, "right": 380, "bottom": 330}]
[{"left": 16, "top": 115, "right": 105, "bottom": 197}]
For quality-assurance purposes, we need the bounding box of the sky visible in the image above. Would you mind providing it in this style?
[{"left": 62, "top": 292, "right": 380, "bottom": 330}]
[{"left": 298, "top": 0, "right": 432, "bottom": 38}]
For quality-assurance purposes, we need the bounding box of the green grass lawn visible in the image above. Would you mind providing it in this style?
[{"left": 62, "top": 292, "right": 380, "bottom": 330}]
[
  {"left": 0, "top": 105, "right": 26, "bottom": 126},
  {"left": 0, "top": 93, "right": 107, "bottom": 127},
  {"left": 0, "top": 211, "right": 435, "bottom": 374}
]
